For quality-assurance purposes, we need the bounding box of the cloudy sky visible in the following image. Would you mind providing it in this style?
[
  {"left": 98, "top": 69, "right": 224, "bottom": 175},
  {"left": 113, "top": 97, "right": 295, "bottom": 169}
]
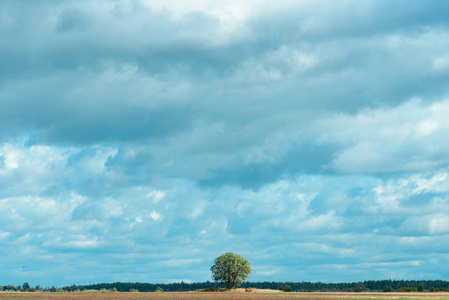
[{"left": 2, "top": 0, "right": 449, "bottom": 287}]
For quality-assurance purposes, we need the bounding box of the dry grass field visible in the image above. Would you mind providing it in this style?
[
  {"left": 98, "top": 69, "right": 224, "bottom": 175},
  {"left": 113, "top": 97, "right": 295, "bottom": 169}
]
[{"left": 1, "top": 291, "right": 449, "bottom": 300}]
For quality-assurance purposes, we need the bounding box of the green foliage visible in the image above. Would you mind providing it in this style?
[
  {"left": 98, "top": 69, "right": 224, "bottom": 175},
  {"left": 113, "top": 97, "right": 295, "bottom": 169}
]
[
  {"left": 417, "top": 284, "right": 424, "bottom": 292},
  {"left": 430, "top": 287, "right": 434, "bottom": 292},
  {"left": 383, "top": 286, "right": 393, "bottom": 292},
  {"left": 284, "top": 285, "right": 293, "bottom": 292},
  {"left": 210, "top": 252, "right": 252, "bottom": 289},
  {"left": 155, "top": 287, "right": 164, "bottom": 292},
  {"left": 354, "top": 282, "right": 365, "bottom": 292},
  {"left": 279, "top": 285, "right": 284, "bottom": 291},
  {"left": 397, "top": 287, "right": 415, "bottom": 292},
  {"left": 200, "top": 288, "right": 227, "bottom": 292},
  {"left": 22, "top": 282, "right": 30, "bottom": 290}
]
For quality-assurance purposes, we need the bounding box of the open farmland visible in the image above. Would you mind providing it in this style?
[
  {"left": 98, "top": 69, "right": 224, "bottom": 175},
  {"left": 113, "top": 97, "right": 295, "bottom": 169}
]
[{"left": 1, "top": 292, "right": 449, "bottom": 300}]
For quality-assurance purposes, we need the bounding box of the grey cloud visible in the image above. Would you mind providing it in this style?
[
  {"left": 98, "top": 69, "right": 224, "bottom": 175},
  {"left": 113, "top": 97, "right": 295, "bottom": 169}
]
[
  {"left": 56, "top": 9, "right": 91, "bottom": 34},
  {"left": 2, "top": 0, "right": 449, "bottom": 150},
  {"left": 3, "top": 0, "right": 449, "bottom": 286},
  {"left": 199, "top": 143, "right": 336, "bottom": 189},
  {"left": 251, "top": 0, "right": 449, "bottom": 42}
]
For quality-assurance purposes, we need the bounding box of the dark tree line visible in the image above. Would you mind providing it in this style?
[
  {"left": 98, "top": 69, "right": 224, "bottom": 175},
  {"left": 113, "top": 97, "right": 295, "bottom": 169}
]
[
  {"left": 60, "top": 280, "right": 449, "bottom": 292},
  {"left": 3, "top": 280, "right": 449, "bottom": 292},
  {"left": 0, "top": 283, "right": 59, "bottom": 292}
]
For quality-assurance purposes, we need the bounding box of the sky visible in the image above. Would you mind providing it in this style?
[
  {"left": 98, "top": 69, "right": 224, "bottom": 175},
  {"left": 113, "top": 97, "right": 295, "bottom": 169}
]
[{"left": 1, "top": 0, "right": 449, "bottom": 288}]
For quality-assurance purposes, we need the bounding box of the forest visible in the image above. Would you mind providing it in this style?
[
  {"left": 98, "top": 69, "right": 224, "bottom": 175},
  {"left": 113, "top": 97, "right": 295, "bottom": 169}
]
[{"left": 57, "top": 280, "right": 449, "bottom": 293}]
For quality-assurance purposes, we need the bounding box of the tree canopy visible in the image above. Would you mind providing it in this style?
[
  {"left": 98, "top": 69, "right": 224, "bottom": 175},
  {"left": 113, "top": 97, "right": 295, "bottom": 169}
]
[{"left": 210, "top": 252, "right": 252, "bottom": 289}]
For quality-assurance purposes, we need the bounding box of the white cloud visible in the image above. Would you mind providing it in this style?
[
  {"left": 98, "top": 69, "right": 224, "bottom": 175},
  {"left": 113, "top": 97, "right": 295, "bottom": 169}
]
[
  {"left": 150, "top": 211, "right": 162, "bottom": 221},
  {"left": 411, "top": 172, "right": 449, "bottom": 194},
  {"left": 62, "top": 239, "right": 101, "bottom": 249},
  {"left": 298, "top": 211, "right": 342, "bottom": 231},
  {"left": 43, "top": 235, "right": 102, "bottom": 249},
  {"left": 1, "top": 145, "right": 19, "bottom": 169},
  {"left": 128, "top": 215, "right": 143, "bottom": 228},
  {"left": 256, "top": 268, "right": 280, "bottom": 277},
  {"left": 0, "top": 195, "right": 83, "bottom": 231},
  {"left": 400, "top": 214, "right": 449, "bottom": 236},
  {"left": 432, "top": 55, "right": 449, "bottom": 72},
  {"left": 429, "top": 215, "right": 449, "bottom": 235},
  {"left": 0, "top": 232, "right": 11, "bottom": 240},
  {"left": 322, "top": 100, "right": 449, "bottom": 173},
  {"left": 417, "top": 121, "right": 438, "bottom": 135},
  {"left": 370, "top": 185, "right": 400, "bottom": 214},
  {"left": 147, "top": 190, "right": 166, "bottom": 203}
]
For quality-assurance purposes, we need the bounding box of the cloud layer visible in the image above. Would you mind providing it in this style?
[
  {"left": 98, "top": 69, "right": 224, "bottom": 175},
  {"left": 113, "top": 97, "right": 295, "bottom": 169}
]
[{"left": 1, "top": 0, "right": 449, "bottom": 286}]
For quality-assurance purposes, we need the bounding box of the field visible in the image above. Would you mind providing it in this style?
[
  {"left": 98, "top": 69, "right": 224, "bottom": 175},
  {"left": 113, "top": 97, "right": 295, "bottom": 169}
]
[{"left": 1, "top": 291, "right": 449, "bottom": 300}]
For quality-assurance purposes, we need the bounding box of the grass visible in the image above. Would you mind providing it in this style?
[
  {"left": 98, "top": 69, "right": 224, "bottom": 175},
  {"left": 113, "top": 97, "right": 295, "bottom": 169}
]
[{"left": 1, "top": 291, "right": 449, "bottom": 300}]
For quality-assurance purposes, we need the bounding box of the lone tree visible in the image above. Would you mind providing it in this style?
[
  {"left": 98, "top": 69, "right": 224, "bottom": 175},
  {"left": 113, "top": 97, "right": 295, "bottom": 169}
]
[{"left": 210, "top": 252, "right": 252, "bottom": 289}]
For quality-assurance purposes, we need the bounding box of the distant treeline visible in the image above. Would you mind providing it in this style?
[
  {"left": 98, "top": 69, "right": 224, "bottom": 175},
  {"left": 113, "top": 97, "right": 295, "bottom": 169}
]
[
  {"left": 61, "top": 280, "right": 449, "bottom": 292},
  {"left": 0, "top": 284, "right": 60, "bottom": 292}
]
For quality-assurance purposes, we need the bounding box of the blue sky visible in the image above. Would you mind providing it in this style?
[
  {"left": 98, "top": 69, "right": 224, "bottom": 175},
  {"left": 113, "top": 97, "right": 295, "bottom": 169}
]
[{"left": 2, "top": 0, "right": 449, "bottom": 287}]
